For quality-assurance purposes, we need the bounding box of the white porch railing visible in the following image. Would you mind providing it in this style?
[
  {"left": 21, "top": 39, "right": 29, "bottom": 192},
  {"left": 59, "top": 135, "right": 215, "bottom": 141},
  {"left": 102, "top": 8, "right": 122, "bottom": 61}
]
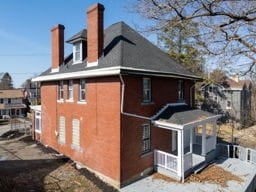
[
  {"left": 205, "top": 136, "right": 216, "bottom": 154},
  {"left": 184, "top": 152, "right": 192, "bottom": 171},
  {"left": 154, "top": 150, "right": 178, "bottom": 173},
  {"left": 216, "top": 144, "right": 256, "bottom": 164}
]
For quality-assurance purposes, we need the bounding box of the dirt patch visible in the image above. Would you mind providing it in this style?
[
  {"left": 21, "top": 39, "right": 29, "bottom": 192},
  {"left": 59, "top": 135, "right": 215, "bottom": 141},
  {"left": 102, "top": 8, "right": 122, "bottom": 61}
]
[
  {"left": 186, "top": 164, "right": 243, "bottom": 187},
  {"left": 0, "top": 161, "right": 117, "bottom": 192},
  {"left": 0, "top": 135, "right": 118, "bottom": 192},
  {"left": 152, "top": 173, "right": 179, "bottom": 183},
  {"left": 153, "top": 164, "right": 243, "bottom": 187}
]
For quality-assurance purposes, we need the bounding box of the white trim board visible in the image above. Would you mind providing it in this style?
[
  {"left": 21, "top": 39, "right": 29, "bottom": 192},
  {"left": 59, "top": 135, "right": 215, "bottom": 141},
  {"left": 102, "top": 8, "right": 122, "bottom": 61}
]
[{"left": 32, "top": 66, "right": 200, "bottom": 82}]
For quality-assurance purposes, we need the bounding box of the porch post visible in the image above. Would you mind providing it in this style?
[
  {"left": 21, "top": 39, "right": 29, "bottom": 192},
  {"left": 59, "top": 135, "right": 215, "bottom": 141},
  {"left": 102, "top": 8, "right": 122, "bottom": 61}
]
[
  {"left": 201, "top": 123, "right": 206, "bottom": 156},
  {"left": 190, "top": 128, "right": 193, "bottom": 153},
  {"left": 177, "top": 130, "right": 182, "bottom": 178}
]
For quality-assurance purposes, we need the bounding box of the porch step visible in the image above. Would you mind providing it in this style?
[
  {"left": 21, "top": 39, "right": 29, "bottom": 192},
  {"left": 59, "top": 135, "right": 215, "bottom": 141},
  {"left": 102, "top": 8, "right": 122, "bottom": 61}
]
[{"left": 193, "top": 162, "right": 208, "bottom": 174}]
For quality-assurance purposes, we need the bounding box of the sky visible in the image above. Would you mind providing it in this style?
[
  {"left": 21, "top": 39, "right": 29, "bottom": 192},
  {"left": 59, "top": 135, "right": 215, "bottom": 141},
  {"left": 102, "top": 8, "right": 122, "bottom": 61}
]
[{"left": 0, "top": 0, "right": 152, "bottom": 87}]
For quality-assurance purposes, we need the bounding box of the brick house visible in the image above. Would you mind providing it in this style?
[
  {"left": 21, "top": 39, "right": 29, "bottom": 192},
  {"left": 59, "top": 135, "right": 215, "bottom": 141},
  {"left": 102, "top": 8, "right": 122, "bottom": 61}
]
[{"left": 32, "top": 3, "right": 220, "bottom": 188}]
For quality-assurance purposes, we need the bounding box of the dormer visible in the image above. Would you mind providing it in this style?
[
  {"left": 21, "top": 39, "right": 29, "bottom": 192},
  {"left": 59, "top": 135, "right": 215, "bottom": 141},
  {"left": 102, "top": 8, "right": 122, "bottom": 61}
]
[{"left": 66, "top": 29, "right": 87, "bottom": 64}]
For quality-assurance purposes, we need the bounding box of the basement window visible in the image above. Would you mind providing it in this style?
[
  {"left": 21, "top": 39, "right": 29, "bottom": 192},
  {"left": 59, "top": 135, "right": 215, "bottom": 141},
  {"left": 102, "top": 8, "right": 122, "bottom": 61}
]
[{"left": 73, "top": 42, "right": 82, "bottom": 63}]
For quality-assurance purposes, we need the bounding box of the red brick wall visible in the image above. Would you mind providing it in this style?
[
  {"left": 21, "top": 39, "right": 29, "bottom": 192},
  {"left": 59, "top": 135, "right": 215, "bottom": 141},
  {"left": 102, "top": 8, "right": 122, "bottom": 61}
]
[
  {"left": 123, "top": 75, "right": 194, "bottom": 117},
  {"left": 40, "top": 76, "right": 121, "bottom": 182},
  {"left": 121, "top": 115, "right": 172, "bottom": 183},
  {"left": 120, "top": 75, "right": 195, "bottom": 184},
  {"left": 51, "top": 25, "right": 64, "bottom": 70},
  {"left": 87, "top": 4, "right": 104, "bottom": 63}
]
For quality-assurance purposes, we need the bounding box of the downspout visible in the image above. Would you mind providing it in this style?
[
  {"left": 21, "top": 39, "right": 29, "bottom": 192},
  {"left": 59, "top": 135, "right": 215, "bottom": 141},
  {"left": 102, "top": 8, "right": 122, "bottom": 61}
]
[
  {"left": 119, "top": 74, "right": 125, "bottom": 113},
  {"left": 119, "top": 74, "right": 150, "bottom": 120}
]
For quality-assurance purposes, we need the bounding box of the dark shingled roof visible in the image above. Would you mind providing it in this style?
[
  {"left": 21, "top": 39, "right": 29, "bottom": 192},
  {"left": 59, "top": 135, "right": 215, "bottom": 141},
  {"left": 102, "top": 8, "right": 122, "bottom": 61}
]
[
  {"left": 39, "top": 22, "right": 200, "bottom": 79},
  {"left": 153, "top": 104, "right": 215, "bottom": 125},
  {"left": 66, "top": 29, "right": 87, "bottom": 43}
]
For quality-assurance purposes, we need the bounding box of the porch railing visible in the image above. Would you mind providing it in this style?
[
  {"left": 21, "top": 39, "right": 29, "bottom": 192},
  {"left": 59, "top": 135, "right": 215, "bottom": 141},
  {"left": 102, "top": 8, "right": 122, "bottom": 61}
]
[
  {"left": 216, "top": 144, "right": 256, "bottom": 164},
  {"left": 154, "top": 150, "right": 178, "bottom": 173}
]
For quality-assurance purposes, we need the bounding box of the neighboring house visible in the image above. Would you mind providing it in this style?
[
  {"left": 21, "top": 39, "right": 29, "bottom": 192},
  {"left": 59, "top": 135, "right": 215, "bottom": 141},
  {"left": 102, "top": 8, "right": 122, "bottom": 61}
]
[
  {"left": 23, "top": 78, "right": 41, "bottom": 105},
  {"left": 32, "top": 3, "right": 220, "bottom": 188},
  {"left": 200, "top": 75, "right": 252, "bottom": 127},
  {"left": 0, "top": 89, "right": 27, "bottom": 117},
  {"left": 0, "top": 72, "right": 13, "bottom": 90}
]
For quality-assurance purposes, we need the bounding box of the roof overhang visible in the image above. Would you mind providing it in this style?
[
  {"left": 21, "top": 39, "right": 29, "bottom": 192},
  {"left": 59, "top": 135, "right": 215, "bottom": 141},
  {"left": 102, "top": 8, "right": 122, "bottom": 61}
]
[
  {"left": 152, "top": 114, "right": 221, "bottom": 131},
  {"left": 32, "top": 66, "right": 201, "bottom": 82}
]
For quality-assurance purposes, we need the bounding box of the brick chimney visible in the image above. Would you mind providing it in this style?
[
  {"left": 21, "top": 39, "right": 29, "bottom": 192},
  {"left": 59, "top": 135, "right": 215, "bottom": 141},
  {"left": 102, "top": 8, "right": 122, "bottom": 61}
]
[
  {"left": 51, "top": 24, "right": 65, "bottom": 72},
  {"left": 87, "top": 3, "right": 105, "bottom": 64}
]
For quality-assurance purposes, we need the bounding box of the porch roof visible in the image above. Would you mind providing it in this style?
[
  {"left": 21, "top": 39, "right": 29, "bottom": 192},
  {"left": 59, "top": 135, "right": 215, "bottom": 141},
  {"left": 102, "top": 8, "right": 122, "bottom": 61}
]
[{"left": 152, "top": 103, "right": 221, "bottom": 130}]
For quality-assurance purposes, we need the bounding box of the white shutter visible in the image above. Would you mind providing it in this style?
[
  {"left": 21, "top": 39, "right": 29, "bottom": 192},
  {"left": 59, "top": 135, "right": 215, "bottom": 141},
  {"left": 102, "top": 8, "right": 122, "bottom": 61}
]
[
  {"left": 72, "top": 119, "right": 80, "bottom": 148},
  {"left": 59, "top": 116, "right": 66, "bottom": 144}
]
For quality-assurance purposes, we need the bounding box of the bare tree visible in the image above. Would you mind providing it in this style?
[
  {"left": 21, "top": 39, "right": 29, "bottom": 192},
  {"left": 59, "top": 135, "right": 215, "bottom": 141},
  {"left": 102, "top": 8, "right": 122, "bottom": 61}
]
[{"left": 131, "top": 0, "right": 256, "bottom": 75}]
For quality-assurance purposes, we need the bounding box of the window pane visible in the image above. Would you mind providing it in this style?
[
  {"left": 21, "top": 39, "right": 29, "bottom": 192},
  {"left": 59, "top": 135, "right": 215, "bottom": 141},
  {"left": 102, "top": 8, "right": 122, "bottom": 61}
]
[
  {"left": 142, "top": 124, "right": 151, "bottom": 153},
  {"left": 142, "top": 78, "right": 151, "bottom": 102}
]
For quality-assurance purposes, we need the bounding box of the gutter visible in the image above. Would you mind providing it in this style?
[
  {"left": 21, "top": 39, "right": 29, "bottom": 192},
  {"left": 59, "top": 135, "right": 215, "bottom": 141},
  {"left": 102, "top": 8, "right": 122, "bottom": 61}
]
[{"left": 119, "top": 74, "right": 150, "bottom": 120}]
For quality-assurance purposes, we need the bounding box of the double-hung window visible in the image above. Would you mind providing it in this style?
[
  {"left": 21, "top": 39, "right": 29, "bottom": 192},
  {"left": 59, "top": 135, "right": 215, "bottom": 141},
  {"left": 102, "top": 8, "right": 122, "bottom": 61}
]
[
  {"left": 79, "top": 79, "right": 86, "bottom": 102},
  {"left": 73, "top": 42, "right": 82, "bottom": 63},
  {"left": 178, "top": 80, "right": 184, "bottom": 101},
  {"left": 58, "top": 81, "right": 64, "bottom": 100},
  {"left": 142, "top": 78, "right": 151, "bottom": 103},
  {"left": 68, "top": 80, "right": 73, "bottom": 100},
  {"left": 141, "top": 124, "right": 151, "bottom": 154}
]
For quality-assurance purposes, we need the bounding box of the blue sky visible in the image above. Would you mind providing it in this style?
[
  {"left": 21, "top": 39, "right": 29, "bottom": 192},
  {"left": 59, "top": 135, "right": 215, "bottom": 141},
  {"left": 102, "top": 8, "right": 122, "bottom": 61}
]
[{"left": 0, "top": 0, "right": 152, "bottom": 87}]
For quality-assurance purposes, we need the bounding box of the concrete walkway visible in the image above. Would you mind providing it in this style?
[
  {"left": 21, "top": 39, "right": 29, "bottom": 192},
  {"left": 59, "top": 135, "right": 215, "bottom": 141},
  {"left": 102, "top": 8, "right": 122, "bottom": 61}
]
[{"left": 121, "top": 158, "right": 256, "bottom": 192}]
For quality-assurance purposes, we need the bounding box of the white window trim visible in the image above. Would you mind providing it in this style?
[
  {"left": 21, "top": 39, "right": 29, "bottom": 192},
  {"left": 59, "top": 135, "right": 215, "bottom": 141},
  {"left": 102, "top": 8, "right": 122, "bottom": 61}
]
[
  {"left": 58, "top": 81, "right": 64, "bottom": 101},
  {"left": 35, "top": 112, "right": 41, "bottom": 133},
  {"left": 79, "top": 79, "right": 86, "bottom": 102},
  {"left": 67, "top": 80, "right": 73, "bottom": 101},
  {"left": 141, "top": 123, "right": 151, "bottom": 154},
  {"left": 142, "top": 77, "right": 151, "bottom": 103},
  {"left": 73, "top": 42, "right": 82, "bottom": 64}
]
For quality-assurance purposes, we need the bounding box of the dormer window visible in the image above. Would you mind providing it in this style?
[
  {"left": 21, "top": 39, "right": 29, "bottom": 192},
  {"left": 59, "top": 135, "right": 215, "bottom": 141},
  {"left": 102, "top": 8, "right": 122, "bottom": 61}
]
[{"left": 73, "top": 42, "right": 82, "bottom": 63}]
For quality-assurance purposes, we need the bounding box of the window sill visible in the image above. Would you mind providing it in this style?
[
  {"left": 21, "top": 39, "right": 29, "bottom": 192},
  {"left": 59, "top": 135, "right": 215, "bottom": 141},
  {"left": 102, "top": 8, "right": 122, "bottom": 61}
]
[
  {"left": 73, "top": 60, "right": 82, "bottom": 65},
  {"left": 141, "top": 102, "right": 154, "bottom": 106},
  {"left": 77, "top": 101, "right": 87, "bottom": 105},
  {"left": 35, "top": 130, "right": 41, "bottom": 134},
  {"left": 58, "top": 141, "right": 66, "bottom": 145},
  {"left": 66, "top": 99, "right": 74, "bottom": 103},
  {"left": 71, "top": 145, "right": 83, "bottom": 152},
  {"left": 57, "top": 100, "right": 64, "bottom": 103},
  {"left": 140, "top": 151, "right": 153, "bottom": 158}
]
